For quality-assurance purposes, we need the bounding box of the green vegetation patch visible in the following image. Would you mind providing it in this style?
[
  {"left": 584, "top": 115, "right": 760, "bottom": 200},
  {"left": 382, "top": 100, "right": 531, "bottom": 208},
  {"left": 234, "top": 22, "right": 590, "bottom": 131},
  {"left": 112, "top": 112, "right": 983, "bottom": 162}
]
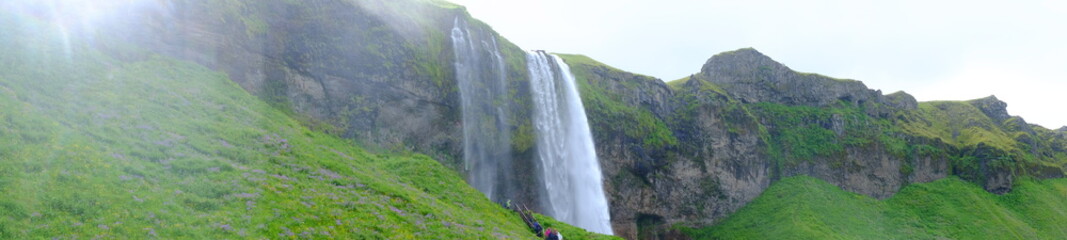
[
  {"left": 902, "top": 101, "right": 1018, "bottom": 152},
  {"left": 665, "top": 75, "right": 692, "bottom": 90},
  {"left": 751, "top": 102, "right": 912, "bottom": 168},
  {"left": 900, "top": 101, "right": 1066, "bottom": 178},
  {"left": 683, "top": 176, "right": 1067, "bottom": 239}
]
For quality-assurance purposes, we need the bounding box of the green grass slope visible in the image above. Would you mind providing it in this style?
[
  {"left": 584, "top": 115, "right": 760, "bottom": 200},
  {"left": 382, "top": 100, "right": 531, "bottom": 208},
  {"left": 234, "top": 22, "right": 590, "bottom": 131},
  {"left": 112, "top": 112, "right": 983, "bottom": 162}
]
[
  {"left": 0, "top": 15, "right": 616, "bottom": 239},
  {"left": 683, "top": 176, "right": 1067, "bottom": 239},
  {"left": 902, "top": 101, "right": 1018, "bottom": 153}
]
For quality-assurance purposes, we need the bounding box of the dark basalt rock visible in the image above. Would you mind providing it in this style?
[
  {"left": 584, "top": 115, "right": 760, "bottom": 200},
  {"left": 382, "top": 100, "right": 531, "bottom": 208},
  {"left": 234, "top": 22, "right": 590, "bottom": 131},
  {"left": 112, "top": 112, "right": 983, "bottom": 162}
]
[
  {"left": 700, "top": 48, "right": 885, "bottom": 108},
  {"left": 885, "top": 91, "right": 919, "bottom": 110},
  {"left": 968, "top": 95, "right": 1012, "bottom": 123}
]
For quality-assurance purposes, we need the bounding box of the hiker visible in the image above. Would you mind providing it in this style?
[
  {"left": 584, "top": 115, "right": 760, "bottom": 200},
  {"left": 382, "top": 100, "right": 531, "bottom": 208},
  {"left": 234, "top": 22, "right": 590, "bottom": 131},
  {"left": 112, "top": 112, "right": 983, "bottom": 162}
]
[
  {"left": 514, "top": 204, "right": 543, "bottom": 237},
  {"left": 544, "top": 228, "right": 560, "bottom": 240},
  {"left": 524, "top": 208, "right": 543, "bottom": 237},
  {"left": 533, "top": 221, "right": 543, "bottom": 237}
]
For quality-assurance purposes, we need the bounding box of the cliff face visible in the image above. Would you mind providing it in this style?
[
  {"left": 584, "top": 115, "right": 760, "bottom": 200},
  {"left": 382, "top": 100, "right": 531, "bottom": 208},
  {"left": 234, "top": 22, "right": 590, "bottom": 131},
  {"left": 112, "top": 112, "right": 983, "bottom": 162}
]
[
  {"left": 565, "top": 48, "right": 1065, "bottom": 239},
  {"left": 560, "top": 55, "right": 771, "bottom": 239},
  {"left": 115, "top": 0, "right": 469, "bottom": 164},
  {"left": 702, "top": 49, "right": 946, "bottom": 199},
  {"left": 108, "top": 0, "right": 573, "bottom": 214},
  {"left": 106, "top": 0, "right": 551, "bottom": 205}
]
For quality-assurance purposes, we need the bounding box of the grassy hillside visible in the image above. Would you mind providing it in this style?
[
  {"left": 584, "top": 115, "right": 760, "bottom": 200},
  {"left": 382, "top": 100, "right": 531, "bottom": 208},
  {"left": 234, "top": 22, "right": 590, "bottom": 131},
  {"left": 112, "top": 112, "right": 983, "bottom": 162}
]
[
  {"left": 0, "top": 14, "right": 616, "bottom": 239},
  {"left": 683, "top": 176, "right": 1067, "bottom": 239},
  {"left": 902, "top": 101, "right": 1018, "bottom": 151}
]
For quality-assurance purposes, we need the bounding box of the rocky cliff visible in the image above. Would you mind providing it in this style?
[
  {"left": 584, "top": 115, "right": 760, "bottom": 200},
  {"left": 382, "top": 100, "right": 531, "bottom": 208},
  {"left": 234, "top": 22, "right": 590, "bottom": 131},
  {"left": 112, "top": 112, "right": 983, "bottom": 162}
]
[
  {"left": 564, "top": 48, "right": 1066, "bottom": 239},
  {"left": 112, "top": 0, "right": 485, "bottom": 164},
  {"left": 102, "top": 0, "right": 551, "bottom": 207}
]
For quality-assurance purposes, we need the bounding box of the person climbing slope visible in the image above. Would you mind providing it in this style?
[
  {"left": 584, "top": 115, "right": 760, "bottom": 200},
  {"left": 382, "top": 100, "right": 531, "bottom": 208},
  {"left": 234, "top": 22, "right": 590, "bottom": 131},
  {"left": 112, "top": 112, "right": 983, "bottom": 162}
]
[
  {"left": 533, "top": 220, "right": 543, "bottom": 237},
  {"left": 513, "top": 204, "right": 543, "bottom": 237},
  {"left": 525, "top": 207, "right": 543, "bottom": 237}
]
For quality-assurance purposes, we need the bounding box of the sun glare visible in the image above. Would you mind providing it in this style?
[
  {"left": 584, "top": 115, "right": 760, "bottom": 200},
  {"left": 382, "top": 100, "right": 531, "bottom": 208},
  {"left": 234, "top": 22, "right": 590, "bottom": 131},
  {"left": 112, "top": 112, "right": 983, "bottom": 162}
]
[{"left": 5, "top": 0, "right": 163, "bottom": 60}]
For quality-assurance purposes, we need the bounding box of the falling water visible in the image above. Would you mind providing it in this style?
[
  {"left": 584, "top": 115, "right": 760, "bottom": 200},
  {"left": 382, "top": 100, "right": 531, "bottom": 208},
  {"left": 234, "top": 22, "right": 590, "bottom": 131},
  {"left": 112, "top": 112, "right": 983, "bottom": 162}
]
[
  {"left": 527, "top": 50, "right": 614, "bottom": 235},
  {"left": 450, "top": 17, "right": 513, "bottom": 201}
]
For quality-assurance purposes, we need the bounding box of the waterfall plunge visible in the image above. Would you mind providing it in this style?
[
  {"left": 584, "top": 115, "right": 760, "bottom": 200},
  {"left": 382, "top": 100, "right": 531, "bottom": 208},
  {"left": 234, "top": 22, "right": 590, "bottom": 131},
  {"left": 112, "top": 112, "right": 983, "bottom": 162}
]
[
  {"left": 451, "top": 17, "right": 513, "bottom": 201},
  {"left": 527, "top": 51, "right": 613, "bottom": 235},
  {"left": 451, "top": 16, "right": 613, "bottom": 235}
]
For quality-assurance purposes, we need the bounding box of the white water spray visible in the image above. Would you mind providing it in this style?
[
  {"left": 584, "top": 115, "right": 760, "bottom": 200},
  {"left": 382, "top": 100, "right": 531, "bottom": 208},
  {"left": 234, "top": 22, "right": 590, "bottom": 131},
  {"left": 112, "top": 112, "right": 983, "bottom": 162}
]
[
  {"left": 527, "top": 50, "right": 613, "bottom": 235},
  {"left": 450, "top": 17, "right": 513, "bottom": 201}
]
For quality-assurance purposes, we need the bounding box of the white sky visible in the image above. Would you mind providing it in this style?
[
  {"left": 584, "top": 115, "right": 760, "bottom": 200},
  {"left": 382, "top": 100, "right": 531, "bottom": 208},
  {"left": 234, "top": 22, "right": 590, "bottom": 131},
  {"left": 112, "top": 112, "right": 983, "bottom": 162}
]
[{"left": 446, "top": 0, "right": 1067, "bottom": 128}]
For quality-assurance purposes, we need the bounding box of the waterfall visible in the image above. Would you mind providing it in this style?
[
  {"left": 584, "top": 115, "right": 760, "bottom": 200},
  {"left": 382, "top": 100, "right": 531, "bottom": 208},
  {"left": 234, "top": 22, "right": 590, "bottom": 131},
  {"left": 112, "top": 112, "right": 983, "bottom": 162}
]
[
  {"left": 451, "top": 16, "right": 613, "bottom": 235},
  {"left": 527, "top": 50, "right": 614, "bottom": 235},
  {"left": 450, "top": 17, "right": 513, "bottom": 201}
]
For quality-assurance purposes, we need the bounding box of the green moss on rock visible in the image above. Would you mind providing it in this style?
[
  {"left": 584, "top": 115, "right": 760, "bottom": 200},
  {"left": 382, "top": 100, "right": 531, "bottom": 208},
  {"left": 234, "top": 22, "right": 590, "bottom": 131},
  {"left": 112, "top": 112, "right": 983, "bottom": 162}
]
[{"left": 558, "top": 54, "right": 679, "bottom": 150}]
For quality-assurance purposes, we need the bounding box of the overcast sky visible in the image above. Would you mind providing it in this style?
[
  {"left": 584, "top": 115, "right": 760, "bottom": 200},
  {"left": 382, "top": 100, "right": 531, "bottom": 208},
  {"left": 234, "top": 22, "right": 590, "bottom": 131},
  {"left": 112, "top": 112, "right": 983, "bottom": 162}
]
[{"left": 446, "top": 0, "right": 1067, "bottom": 128}]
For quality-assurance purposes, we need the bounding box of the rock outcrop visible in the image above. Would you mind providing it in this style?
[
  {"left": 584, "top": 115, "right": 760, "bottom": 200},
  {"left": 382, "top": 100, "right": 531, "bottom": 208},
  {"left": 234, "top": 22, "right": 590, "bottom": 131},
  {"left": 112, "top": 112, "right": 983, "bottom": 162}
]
[
  {"left": 701, "top": 48, "right": 885, "bottom": 108},
  {"left": 968, "top": 95, "right": 1012, "bottom": 123},
  {"left": 886, "top": 91, "right": 919, "bottom": 110}
]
